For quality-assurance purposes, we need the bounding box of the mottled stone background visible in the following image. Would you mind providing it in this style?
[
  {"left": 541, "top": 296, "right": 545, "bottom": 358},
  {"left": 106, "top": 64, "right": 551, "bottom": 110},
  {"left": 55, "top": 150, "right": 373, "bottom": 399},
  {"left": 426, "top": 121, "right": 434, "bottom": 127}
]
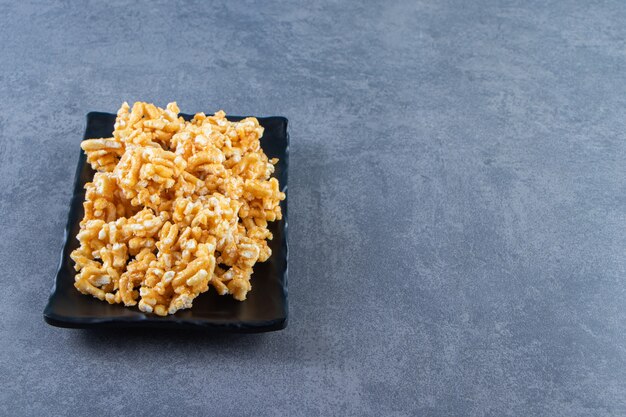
[{"left": 0, "top": 1, "right": 624, "bottom": 416}]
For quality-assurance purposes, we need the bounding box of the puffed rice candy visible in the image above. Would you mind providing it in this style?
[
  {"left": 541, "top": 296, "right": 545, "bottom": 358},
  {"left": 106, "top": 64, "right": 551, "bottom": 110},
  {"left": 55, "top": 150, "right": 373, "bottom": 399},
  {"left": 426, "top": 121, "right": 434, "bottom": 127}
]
[{"left": 70, "top": 101, "right": 285, "bottom": 315}]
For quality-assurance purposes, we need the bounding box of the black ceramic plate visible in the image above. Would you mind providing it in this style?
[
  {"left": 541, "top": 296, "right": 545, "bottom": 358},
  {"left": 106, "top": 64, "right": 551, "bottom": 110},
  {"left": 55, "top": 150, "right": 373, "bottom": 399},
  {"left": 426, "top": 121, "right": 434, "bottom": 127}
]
[{"left": 44, "top": 112, "right": 288, "bottom": 332}]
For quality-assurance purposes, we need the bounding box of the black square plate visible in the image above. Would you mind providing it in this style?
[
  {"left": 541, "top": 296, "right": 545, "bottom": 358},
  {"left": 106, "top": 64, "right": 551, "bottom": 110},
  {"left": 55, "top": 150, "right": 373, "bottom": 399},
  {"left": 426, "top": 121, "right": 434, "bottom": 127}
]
[{"left": 44, "top": 112, "right": 288, "bottom": 332}]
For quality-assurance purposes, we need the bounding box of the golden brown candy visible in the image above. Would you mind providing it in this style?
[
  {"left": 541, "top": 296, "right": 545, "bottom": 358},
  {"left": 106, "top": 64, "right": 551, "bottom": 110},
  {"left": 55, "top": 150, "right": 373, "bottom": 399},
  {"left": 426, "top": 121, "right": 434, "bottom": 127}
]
[{"left": 71, "top": 102, "right": 285, "bottom": 315}]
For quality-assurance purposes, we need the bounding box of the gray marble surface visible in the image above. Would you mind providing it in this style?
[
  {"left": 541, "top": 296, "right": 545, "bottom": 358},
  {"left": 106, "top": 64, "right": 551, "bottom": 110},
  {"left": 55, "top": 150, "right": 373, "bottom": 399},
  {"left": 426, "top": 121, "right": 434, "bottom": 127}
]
[{"left": 0, "top": 1, "right": 625, "bottom": 416}]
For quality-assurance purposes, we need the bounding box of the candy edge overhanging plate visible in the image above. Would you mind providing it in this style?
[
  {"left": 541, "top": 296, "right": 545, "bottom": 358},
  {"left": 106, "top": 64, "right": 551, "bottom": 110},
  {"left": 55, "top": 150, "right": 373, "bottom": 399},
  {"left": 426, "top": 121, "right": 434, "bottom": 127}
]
[{"left": 43, "top": 112, "right": 289, "bottom": 333}]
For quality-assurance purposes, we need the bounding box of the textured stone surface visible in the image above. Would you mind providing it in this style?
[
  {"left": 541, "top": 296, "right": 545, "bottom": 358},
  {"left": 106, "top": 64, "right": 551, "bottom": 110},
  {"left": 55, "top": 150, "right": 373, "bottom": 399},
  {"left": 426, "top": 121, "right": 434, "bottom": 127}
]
[{"left": 1, "top": 1, "right": 625, "bottom": 416}]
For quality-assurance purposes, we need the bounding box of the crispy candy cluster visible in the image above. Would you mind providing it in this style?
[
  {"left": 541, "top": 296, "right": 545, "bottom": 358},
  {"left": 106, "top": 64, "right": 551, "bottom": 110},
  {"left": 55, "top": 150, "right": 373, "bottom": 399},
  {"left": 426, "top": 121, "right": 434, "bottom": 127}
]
[{"left": 71, "top": 102, "right": 285, "bottom": 315}]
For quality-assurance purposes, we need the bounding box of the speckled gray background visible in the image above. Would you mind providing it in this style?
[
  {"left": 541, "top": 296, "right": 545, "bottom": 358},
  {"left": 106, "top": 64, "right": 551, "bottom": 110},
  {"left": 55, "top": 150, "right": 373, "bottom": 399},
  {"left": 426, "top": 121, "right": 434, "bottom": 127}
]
[{"left": 0, "top": 0, "right": 625, "bottom": 416}]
